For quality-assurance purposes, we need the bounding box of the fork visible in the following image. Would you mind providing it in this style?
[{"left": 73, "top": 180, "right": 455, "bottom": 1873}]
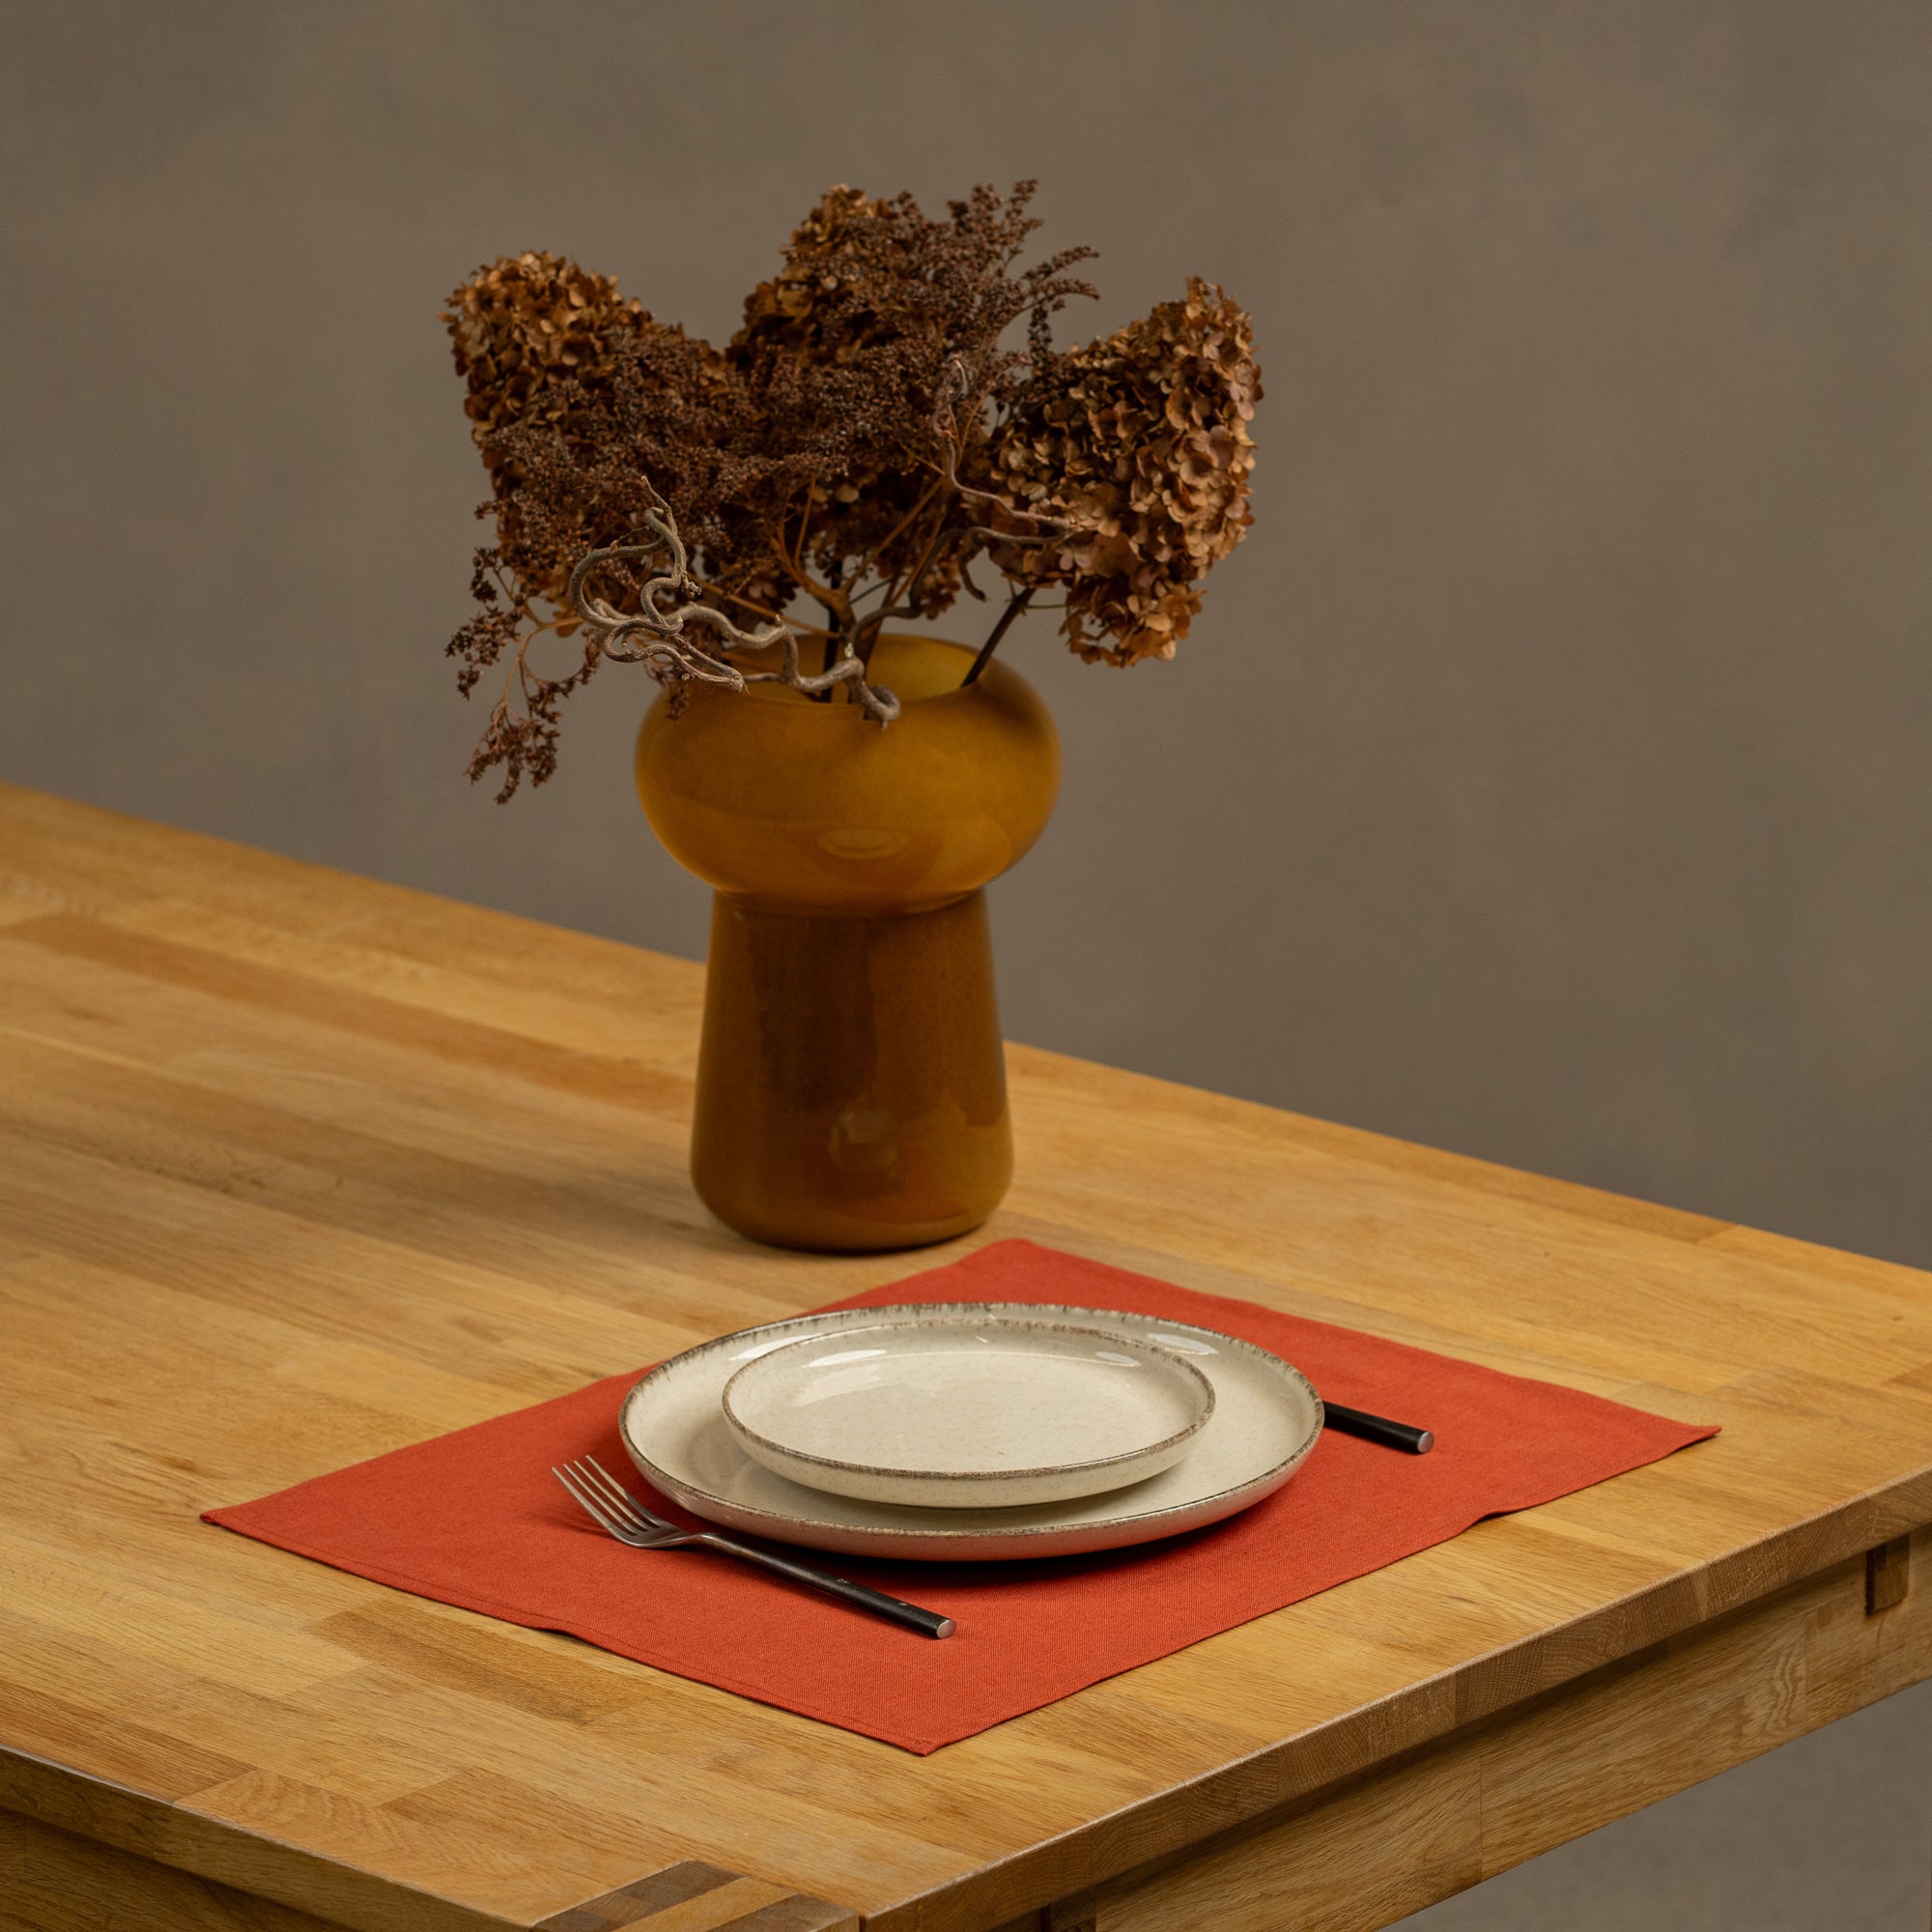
[{"left": 552, "top": 1456, "right": 955, "bottom": 1638}]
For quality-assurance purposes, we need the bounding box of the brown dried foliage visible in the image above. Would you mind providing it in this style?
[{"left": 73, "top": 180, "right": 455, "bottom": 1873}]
[
  {"left": 442, "top": 188, "right": 1259, "bottom": 796},
  {"left": 726, "top": 183, "right": 1096, "bottom": 618},
  {"left": 446, "top": 251, "right": 745, "bottom": 611},
  {"left": 986, "top": 279, "right": 1261, "bottom": 665}
]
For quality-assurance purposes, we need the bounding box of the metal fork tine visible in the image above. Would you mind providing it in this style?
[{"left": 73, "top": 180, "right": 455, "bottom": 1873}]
[
  {"left": 570, "top": 1457, "right": 643, "bottom": 1526},
  {"left": 561, "top": 1460, "right": 634, "bottom": 1523},
  {"left": 553, "top": 1463, "right": 632, "bottom": 1540},
  {"left": 582, "top": 1456, "right": 663, "bottom": 1531},
  {"left": 552, "top": 1463, "right": 612, "bottom": 1524},
  {"left": 572, "top": 1460, "right": 668, "bottom": 1542}
]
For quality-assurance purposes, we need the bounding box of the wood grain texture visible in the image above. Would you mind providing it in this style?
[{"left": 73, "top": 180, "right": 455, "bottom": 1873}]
[
  {"left": 534, "top": 1866, "right": 858, "bottom": 1932},
  {"left": 3, "top": 781, "right": 1932, "bottom": 1932},
  {"left": 0, "top": 1807, "right": 346, "bottom": 1932},
  {"left": 1095, "top": 1529, "right": 1932, "bottom": 1931},
  {"left": 0, "top": 1804, "right": 853, "bottom": 1932}
]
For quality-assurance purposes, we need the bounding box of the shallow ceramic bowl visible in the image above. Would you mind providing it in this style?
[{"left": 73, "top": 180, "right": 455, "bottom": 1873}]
[{"left": 720, "top": 1314, "right": 1216, "bottom": 1509}]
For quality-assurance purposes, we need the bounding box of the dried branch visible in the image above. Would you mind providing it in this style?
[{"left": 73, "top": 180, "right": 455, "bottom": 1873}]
[{"left": 567, "top": 509, "right": 898, "bottom": 724}]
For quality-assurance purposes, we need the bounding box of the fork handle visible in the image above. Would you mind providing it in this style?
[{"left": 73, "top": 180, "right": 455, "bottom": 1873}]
[{"left": 698, "top": 1533, "right": 955, "bottom": 1638}]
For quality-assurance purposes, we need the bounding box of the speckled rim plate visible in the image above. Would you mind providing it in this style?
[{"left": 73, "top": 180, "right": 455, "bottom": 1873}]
[
  {"left": 720, "top": 1313, "right": 1218, "bottom": 1510},
  {"left": 618, "top": 1301, "right": 1324, "bottom": 1561}
]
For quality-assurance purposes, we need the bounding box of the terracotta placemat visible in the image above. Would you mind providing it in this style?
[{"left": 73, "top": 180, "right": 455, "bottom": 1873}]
[{"left": 205, "top": 1239, "right": 1717, "bottom": 1752}]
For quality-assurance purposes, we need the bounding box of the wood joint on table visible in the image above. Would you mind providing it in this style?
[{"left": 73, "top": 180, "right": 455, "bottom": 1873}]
[
  {"left": 1045, "top": 1889, "right": 1097, "bottom": 1932},
  {"left": 532, "top": 1861, "right": 858, "bottom": 1932},
  {"left": 1866, "top": 1535, "right": 1912, "bottom": 1614}
]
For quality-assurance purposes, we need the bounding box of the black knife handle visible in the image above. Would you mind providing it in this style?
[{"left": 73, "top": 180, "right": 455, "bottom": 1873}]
[{"left": 1324, "top": 1402, "right": 1435, "bottom": 1455}]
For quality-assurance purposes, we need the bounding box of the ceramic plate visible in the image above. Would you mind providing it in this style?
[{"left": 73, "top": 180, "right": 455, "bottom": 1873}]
[
  {"left": 618, "top": 1301, "right": 1323, "bottom": 1561},
  {"left": 720, "top": 1313, "right": 1216, "bottom": 1509}
]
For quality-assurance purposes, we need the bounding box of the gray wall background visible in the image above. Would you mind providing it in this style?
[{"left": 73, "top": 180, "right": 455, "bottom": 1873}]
[{"left": 5, "top": 3, "right": 1929, "bottom": 1924}]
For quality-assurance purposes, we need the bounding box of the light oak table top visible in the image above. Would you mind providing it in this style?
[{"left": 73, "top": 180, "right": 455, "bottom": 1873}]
[{"left": 3, "top": 780, "right": 1931, "bottom": 1932}]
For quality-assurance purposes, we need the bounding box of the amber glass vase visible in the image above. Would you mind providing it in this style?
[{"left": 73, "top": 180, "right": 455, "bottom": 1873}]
[{"left": 636, "top": 635, "right": 1061, "bottom": 1251}]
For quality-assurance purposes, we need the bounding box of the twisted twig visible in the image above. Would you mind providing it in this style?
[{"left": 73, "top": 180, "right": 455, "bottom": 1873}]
[
  {"left": 928, "top": 355, "right": 1069, "bottom": 547},
  {"left": 567, "top": 510, "right": 899, "bottom": 724}
]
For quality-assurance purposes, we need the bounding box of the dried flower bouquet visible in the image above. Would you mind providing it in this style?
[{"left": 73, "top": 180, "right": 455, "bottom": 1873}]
[{"left": 442, "top": 183, "right": 1260, "bottom": 799}]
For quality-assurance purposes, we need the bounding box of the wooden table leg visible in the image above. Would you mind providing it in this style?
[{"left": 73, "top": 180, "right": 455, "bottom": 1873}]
[{"left": 1858, "top": 1537, "right": 1928, "bottom": 1932}]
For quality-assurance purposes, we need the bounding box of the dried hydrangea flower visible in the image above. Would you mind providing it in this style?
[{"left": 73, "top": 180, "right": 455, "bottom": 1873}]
[
  {"left": 443, "top": 250, "right": 742, "bottom": 611},
  {"left": 444, "top": 252, "right": 648, "bottom": 469},
  {"left": 988, "top": 278, "right": 1260, "bottom": 664}
]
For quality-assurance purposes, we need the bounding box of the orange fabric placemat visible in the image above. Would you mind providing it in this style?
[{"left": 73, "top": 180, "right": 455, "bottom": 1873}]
[{"left": 205, "top": 1239, "right": 1716, "bottom": 1752}]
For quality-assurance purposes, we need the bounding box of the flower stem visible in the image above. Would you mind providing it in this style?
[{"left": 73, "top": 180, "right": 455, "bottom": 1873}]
[{"left": 962, "top": 586, "right": 1035, "bottom": 687}]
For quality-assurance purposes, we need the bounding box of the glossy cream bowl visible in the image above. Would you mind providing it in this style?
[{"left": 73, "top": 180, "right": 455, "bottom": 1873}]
[{"left": 719, "top": 1314, "right": 1216, "bottom": 1510}]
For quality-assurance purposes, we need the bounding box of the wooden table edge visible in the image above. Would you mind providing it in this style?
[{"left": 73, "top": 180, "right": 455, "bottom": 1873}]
[
  {"left": 0, "top": 1747, "right": 859, "bottom": 1932},
  {"left": 867, "top": 1479, "right": 1932, "bottom": 1930},
  {"left": 873, "top": 1525, "right": 1932, "bottom": 1932},
  {"left": 7, "top": 1514, "right": 1929, "bottom": 1932}
]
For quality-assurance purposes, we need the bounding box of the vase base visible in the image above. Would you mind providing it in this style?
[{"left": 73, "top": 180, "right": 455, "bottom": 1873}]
[
  {"left": 694, "top": 1193, "right": 996, "bottom": 1256},
  {"left": 688, "top": 891, "right": 1013, "bottom": 1254}
]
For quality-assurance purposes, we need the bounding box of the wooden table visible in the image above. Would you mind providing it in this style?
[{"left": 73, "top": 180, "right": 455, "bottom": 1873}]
[{"left": 3, "top": 780, "right": 1931, "bottom": 1932}]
